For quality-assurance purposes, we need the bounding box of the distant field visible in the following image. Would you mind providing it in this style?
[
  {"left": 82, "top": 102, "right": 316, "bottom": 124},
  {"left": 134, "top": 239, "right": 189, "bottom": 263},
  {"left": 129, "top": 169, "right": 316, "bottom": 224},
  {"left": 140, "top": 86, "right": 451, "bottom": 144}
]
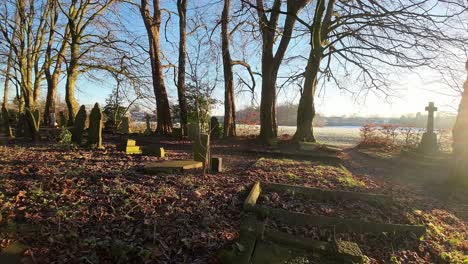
[{"left": 237, "top": 125, "right": 361, "bottom": 147}]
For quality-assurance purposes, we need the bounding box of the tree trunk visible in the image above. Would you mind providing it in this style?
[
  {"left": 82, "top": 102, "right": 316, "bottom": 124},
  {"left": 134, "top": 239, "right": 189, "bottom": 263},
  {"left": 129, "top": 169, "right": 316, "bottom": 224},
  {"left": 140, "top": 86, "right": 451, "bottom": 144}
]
[
  {"left": 294, "top": 51, "right": 322, "bottom": 142},
  {"left": 256, "top": 0, "right": 310, "bottom": 143},
  {"left": 2, "top": 46, "right": 13, "bottom": 108},
  {"left": 259, "top": 66, "right": 278, "bottom": 142},
  {"left": 177, "top": 0, "right": 188, "bottom": 136},
  {"left": 44, "top": 2, "right": 67, "bottom": 126},
  {"left": 44, "top": 73, "right": 59, "bottom": 126},
  {"left": 65, "top": 66, "right": 79, "bottom": 126},
  {"left": 452, "top": 60, "right": 468, "bottom": 180},
  {"left": 65, "top": 41, "right": 80, "bottom": 126},
  {"left": 141, "top": 0, "right": 172, "bottom": 135},
  {"left": 222, "top": 0, "right": 236, "bottom": 137}
]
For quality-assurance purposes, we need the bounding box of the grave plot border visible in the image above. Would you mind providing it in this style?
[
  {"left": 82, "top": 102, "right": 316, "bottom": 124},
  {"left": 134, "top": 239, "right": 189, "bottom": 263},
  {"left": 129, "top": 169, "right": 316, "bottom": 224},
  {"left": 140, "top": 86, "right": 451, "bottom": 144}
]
[
  {"left": 243, "top": 182, "right": 426, "bottom": 237},
  {"left": 244, "top": 148, "right": 342, "bottom": 163},
  {"left": 219, "top": 215, "right": 364, "bottom": 264}
]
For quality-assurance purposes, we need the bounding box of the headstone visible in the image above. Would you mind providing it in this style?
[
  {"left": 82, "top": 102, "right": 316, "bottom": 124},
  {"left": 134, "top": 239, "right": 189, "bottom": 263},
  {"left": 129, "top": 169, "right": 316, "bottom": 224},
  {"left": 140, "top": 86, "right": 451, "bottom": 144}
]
[
  {"left": 193, "top": 133, "right": 210, "bottom": 167},
  {"left": 211, "top": 157, "right": 223, "bottom": 173},
  {"left": 144, "top": 114, "right": 152, "bottom": 135},
  {"left": 117, "top": 139, "right": 141, "bottom": 154},
  {"left": 418, "top": 102, "right": 438, "bottom": 154},
  {"left": 16, "top": 113, "right": 26, "bottom": 137},
  {"left": 49, "top": 112, "right": 57, "bottom": 128},
  {"left": 59, "top": 111, "right": 67, "bottom": 128},
  {"left": 88, "top": 103, "right": 103, "bottom": 148},
  {"left": 1, "top": 105, "right": 13, "bottom": 138},
  {"left": 210, "top": 116, "right": 221, "bottom": 139},
  {"left": 118, "top": 116, "right": 131, "bottom": 134},
  {"left": 187, "top": 123, "right": 199, "bottom": 141},
  {"left": 142, "top": 145, "right": 165, "bottom": 157},
  {"left": 72, "top": 105, "right": 87, "bottom": 145}
]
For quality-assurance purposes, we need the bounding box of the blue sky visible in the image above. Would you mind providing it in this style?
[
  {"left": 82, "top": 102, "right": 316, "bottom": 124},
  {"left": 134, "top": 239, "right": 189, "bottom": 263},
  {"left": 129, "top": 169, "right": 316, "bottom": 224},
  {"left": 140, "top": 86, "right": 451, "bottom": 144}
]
[{"left": 1, "top": 0, "right": 465, "bottom": 118}]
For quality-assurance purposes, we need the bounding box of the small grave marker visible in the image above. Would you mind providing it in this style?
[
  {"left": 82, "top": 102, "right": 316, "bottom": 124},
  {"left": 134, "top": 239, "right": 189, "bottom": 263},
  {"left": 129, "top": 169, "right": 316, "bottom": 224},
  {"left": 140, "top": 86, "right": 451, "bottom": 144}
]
[
  {"left": 118, "top": 139, "right": 142, "bottom": 154},
  {"left": 211, "top": 157, "right": 223, "bottom": 173}
]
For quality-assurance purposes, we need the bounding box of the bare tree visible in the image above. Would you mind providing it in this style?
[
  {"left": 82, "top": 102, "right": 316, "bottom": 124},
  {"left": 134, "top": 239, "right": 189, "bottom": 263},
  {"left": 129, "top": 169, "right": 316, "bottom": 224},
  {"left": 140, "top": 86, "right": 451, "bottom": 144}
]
[
  {"left": 293, "top": 0, "right": 468, "bottom": 142},
  {"left": 177, "top": 0, "right": 188, "bottom": 136},
  {"left": 221, "top": 0, "right": 236, "bottom": 137},
  {"left": 243, "top": 0, "right": 311, "bottom": 143},
  {"left": 59, "top": 0, "right": 116, "bottom": 125},
  {"left": 0, "top": 0, "right": 50, "bottom": 110},
  {"left": 43, "top": 0, "right": 69, "bottom": 126},
  {"left": 1, "top": 18, "right": 16, "bottom": 109},
  {"left": 140, "top": 0, "right": 172, "bottom": 134}
]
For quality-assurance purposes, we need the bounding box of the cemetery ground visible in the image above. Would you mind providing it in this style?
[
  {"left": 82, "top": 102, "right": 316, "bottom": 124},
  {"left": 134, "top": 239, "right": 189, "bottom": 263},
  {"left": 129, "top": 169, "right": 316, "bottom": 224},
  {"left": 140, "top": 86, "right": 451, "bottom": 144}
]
[{"left": 0, "top": 135, "right": 467, "bottom": 263}]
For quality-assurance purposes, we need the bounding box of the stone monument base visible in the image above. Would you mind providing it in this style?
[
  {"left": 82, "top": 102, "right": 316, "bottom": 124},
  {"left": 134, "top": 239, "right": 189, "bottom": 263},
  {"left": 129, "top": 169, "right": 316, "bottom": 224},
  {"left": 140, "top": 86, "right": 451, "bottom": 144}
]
[{"left": 418, "top": 132, "right": 438, "bottom": 154}]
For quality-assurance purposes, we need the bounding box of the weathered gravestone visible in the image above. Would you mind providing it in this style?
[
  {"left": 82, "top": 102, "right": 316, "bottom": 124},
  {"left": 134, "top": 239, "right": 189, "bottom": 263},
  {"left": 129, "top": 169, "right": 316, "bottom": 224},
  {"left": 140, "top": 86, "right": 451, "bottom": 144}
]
[
  {"left": 0, "top": 110, "right": 3, "bottom": 133},
  {"left": 418, "top": 102, "right": 439, "bottom": 154},
  {"left": 193, "top": 133, "right": 211, "bottom": 168},
  {"left": 72, "top": 105, "right": 87, "bottom": 145},
  {"left": 16, "top": 114, "right": 27, "bottom": 137},
  {"left": 49, "top": 112, "right": 57, "bottom": 127},
  {"left": 452, "top": 60, "right": 468, "bottom": 180},
  {"left": 59, "top": 111, "right": 67, "bottom": 128},
  {"left": 1, "top": 105, "right": 13, "bottom": 138},
  {"left": 118, "top": 116, "right": 131, "bottom": 134},
  {"left": 187, "top": 123, "right": 199, "bottom": 141},
  {"left": 210, "top": 117, "right": 221, "bottom": 139},
  {"left": 211, "top": 157, "right": 223, "bottom": 173},
  {"left": 88, "top": 103, "right": 103, "bottom": 148},
  {"left": 144, "top": 114, "right": 152, "bottom": 135}
]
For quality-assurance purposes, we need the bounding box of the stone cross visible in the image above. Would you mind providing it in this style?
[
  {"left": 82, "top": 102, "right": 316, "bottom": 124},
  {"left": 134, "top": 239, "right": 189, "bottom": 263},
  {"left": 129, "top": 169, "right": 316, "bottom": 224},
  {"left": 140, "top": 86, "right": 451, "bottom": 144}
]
[{"left": 425, "top": 102, "right": 437, "bottom": 133}]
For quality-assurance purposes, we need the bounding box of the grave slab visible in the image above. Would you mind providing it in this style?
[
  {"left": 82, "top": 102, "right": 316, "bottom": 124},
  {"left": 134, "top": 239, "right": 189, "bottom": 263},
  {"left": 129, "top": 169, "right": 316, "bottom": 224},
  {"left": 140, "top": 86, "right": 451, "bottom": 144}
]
[{"left": 144, "top": 160, "right": 203, "bottom": 174}]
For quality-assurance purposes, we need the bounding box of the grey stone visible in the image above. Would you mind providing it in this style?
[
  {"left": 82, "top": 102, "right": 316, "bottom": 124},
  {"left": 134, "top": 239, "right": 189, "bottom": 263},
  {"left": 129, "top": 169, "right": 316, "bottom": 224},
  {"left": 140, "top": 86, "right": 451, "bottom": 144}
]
[
  {"left": 418, "top": 102, "right": 439, "bottom": 154},
  {"left": 144, "top": 114, "right": 152, "bottom": 135},
  {"left": 118, "top": 116, "right": 131, "bottom": 134},
  {"left": 210, "top": 117, "right": 221, "bottom": 139}
]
